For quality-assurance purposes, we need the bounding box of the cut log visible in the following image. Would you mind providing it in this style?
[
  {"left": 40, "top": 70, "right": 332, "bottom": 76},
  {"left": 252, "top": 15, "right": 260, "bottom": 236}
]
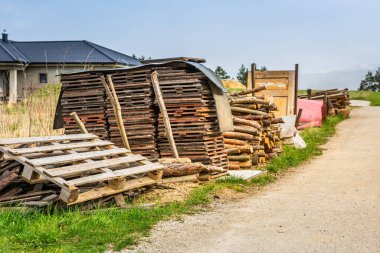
[
  {"left": 234, "top": 126, "right": 259, "bottom": 135},
  {"left": 227, "top": 155, "right": 250, "bottom": 162},
  {"left": 231, "top": 97, "right": 270, "bottom": 105},
  {"left": 163, "top": 163, "right": 203, "bottom": 177},
  {"left": 231, "top": 107, "right": 268, "bottom": 116},
  {"left": 233, "top": 117, "right": 262, "bottom": 129},
  {"left": 223, "top": 138, "right": 247, "bottom": 146},
  {"left": 161, "top": 174, "right": 199, "bottom": 183},
  {"left": 230, "top": 86, "right": 266, "bottom": 96},
  {"left": 222, "top": 132, "right": 254, "bottom": 141}
]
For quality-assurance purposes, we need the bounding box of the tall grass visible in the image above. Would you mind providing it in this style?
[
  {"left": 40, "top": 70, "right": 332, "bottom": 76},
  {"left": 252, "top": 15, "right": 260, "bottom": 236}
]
[{"left": 0, "top": 84, "right": 64, "bottom": 138}]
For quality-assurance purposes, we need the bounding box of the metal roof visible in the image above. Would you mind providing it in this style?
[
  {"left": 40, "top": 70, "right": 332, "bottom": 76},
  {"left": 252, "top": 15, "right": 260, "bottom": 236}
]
[{"left": 0, "top": 40, "right": 141, "bottom": 66}]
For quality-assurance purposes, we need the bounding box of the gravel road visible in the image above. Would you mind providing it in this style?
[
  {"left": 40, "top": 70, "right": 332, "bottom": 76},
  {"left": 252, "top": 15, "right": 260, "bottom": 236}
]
[{"left": 125, "top": 106, "right": 380, "bottom": 253}]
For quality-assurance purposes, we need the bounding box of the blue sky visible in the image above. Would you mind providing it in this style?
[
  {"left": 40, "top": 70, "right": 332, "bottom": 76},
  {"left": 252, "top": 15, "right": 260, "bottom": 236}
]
[{"left": 1, "top": 0, "right": 379, "bottom": 89}]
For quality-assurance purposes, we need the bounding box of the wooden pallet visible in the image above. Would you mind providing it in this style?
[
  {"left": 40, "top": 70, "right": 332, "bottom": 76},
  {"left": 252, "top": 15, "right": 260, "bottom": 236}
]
[{"left": 0, "top": 134, "right": 163, "bottom": 204}]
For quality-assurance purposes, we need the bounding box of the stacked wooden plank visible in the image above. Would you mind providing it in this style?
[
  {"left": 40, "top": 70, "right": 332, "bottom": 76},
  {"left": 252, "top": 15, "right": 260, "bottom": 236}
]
[
  {"left": 0, "top": 134, "right": 164, "bottom": 206},
  {"left": 153, "top": 64, "right": 228, "bottom": 169},
  {"left": 298, "top": 88, "right": 350, "bottom": 117},
  {"left": 223, "top": 95, "right": 282, "bottom": 169},
  {"left": 60, "top": 72, "right": 108, "bottom": 139},
  {"left": 105, "top": 69, "right": 159, "bottom": 159}
]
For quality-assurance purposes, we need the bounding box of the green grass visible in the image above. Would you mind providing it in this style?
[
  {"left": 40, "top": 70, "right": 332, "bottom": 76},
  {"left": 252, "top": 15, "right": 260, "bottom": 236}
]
[
  {"left": 0, "top": 115, "right": 345, "bottom": 252},
  {"left": 266, "top": 115, "right": 344, "bottom": 173},
  {"left": 349, "top": 90, "right": 380, "bottom": 106}
]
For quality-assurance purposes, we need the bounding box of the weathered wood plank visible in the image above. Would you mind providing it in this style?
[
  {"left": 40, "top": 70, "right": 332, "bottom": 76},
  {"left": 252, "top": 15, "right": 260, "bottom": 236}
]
[
  {"left": 45, "top": 155, "right": 147, "bottom": 177},
  {"left": 0, "top": 134, "right": 98, "bottom": 145},
  {"left": 67, "top": 176, "right": 157, "bottom": 205},
  {"left": 65, "top": 163, "right": 164, "bottom": 186},
  {"left": 7, "top": 140, "right": 113, "bottom": 155},
  {"left": 26, "top": 148, "right": 129, "bottom": 166}
]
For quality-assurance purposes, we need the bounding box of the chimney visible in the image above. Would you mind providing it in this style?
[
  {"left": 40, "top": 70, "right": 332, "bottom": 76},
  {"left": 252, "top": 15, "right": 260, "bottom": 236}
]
[{"left": 2, "top": 29, "right": 8, "bottom": 43}]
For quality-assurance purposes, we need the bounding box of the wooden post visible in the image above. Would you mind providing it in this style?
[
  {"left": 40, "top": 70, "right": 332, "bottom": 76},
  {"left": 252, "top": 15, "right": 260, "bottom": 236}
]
[
  {"left": 70, "top": 112, "right": 88, "bottom": 134},
  {"left": 101, "top": 75, "right": 131, "bottom": 150},
  {"left": 250, "top": 63, "right": 256, "bottom": 91},
  {"left": 151, "top": 71, "right": 179, "bottom": 158},
  {"left": 294, "top": 64, "right": 299, "bottom": 114},
  {"left": 295, "top": 108, "right": 303, "bottom": 127},
  {"left": 307, "top": 89, "right": 312, "bottom": 100}
]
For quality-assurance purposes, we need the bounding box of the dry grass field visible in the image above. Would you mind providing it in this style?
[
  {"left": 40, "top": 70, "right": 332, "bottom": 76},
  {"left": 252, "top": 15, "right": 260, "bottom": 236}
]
[{"left": 0, "top": 84, "right": 64, "bottom": 138}]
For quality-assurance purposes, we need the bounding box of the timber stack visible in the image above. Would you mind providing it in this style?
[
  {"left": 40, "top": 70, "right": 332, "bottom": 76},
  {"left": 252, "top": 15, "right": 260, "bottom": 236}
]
[
  {"left": 60, "top": 72, "right": 108, "bottom": 139},
  {"left": 57, "top": 61, "right": 229, "bottom": 168},
  {"left": 154, "top": 64, "right": 228, "bottom": 169},
  {"left": 0, "top": 133, "right": 164, "bottom": 208},
  {"left": 105, "top": 70, "right": 159, "bottom": 159},
  {"left": 223, "top": 87, "right": 283, "bottom": 169},
  {"left": 298, "top": 88, "right": 350, "bottom": 117}
]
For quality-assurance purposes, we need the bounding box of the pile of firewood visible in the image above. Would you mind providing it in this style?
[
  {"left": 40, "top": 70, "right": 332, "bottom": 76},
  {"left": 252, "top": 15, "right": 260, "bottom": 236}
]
[
  {"left": 0, "top": 160, "right": 60, "bottom": 207},
  {"left": 223, "top": 87, "right": 283, "bottom": 169},
  {"left": 298, "top": 88, "right": 350, "bottom": 117}
]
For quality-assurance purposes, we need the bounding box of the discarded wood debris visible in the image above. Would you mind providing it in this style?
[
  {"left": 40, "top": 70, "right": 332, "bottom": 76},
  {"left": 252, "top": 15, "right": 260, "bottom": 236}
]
[
  {"left": 0, "top": 133, "right": 164, "bottom": 205},
  {"left": 224, "top": 90, "right": 283, "bottom": 169},
  {"left": 298, "top": 88, "right": 350, "bottom": 117}
]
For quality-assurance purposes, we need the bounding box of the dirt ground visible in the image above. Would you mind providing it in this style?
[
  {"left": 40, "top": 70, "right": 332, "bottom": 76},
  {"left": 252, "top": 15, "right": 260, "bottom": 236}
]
[{"left": 124, "top": 106, "right": 380, "bottom": 253}]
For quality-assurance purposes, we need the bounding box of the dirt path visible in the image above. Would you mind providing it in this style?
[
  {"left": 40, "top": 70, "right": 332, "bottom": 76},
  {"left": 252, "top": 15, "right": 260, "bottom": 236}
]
[{"left": 126, "top": 106, "right": 380, "bottom": 253}]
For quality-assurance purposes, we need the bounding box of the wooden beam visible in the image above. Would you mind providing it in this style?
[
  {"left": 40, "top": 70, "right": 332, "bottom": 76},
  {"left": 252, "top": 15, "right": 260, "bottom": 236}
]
[{"left": 151, "top": 71, "right": 179, "bottom": 158}]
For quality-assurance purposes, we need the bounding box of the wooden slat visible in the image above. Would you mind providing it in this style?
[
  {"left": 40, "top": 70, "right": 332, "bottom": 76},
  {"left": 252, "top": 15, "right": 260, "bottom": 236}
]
[
  {"left": 45, "top": 155, "right": 147, "bottom": 177},
  {"left": 65, "top": 163, "right": 163, "bottom": 186},
  {"left": 26, "top": 148, "right": 129, "bottom": 166},
  {"left": 67, "top": 176, "right": 157, "bottom": 205},
  {"left": 7, "top": 140, "right": 113, "bottom": 155},
  {"left": 0, "top": 134, "right": 98, "bottom": 146}
]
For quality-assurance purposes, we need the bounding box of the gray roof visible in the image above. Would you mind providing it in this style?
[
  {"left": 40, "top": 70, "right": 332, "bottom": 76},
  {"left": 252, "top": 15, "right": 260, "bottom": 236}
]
[{"left": 0, "top": 40, "right": 141, "bottom": 66}]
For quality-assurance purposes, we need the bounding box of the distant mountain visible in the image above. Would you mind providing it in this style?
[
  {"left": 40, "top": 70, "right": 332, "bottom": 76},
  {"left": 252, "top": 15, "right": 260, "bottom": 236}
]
[{"left": 299, "top": 69, "right": 371, "bottom": 90}]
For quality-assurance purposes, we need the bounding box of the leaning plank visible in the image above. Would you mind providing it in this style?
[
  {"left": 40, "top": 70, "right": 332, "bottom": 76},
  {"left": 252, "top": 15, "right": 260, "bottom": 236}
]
[
  {"left": 65, "top": 163, "right": 164, "bottom": 186},
  {"left": 0, "top": 133, "right": 98, "bottom": 145},
  {"left": 67, "top": 176, "right": 157, "bottom": 205},
  {"left": 45, "top": 155, "right": 147, "bottom": 177},
  {"left": 26, "top": 148, "right": 130, "bottom": 166},
  {"left": 7, "top": 140, "right": 114, "bottom": 155}
]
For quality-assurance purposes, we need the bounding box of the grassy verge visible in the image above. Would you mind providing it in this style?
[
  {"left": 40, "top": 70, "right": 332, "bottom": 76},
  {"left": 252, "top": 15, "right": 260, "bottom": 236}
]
[
  {"left": 0, "top": 115, "right": 345, "bottom": 253},
  {"left": 0, "top": 84, "right": 63, "bottom": 138},
  {"left": 349, "top": 90, "right": 380, "bottom": 106}
]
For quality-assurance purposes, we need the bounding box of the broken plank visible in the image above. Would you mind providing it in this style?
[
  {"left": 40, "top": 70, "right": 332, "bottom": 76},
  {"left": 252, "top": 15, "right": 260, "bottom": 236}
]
[
  {"left": 26, "top": 148, "right": 130, "bottom": 166},
  {"left": 0, "top": 190, "right": 56, "bottom": 202}
]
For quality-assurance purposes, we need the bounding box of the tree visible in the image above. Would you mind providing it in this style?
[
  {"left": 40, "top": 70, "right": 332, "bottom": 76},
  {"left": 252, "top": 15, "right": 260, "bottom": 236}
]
[
  {"left": 359, "top": 68, "right": 380, "bottom": 91},
  {"left": 214, "top": 66, "right": 230, "bottom": 80},
  {"left": 237, "top": 64, "right": 248, "bottom": 85}
]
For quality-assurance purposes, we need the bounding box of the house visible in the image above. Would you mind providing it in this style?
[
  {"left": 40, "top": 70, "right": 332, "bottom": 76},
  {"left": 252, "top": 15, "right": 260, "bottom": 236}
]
[{"left": 0, "top": 30, "right": 141, "bottom": 103}]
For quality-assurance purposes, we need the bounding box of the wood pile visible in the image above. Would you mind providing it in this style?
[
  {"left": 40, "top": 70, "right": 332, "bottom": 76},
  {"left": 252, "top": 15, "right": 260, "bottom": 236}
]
[
  {"left": 154, "top": 64, "right": 228, "bottom": 169},
  {"left": 160, "top": 158, "right": 227, "bottom": 183},
  {"left": 298, "top": 88, "right": 350, "bottom": 117},
  {"left": 0, "top": 159, "right": 60, "bottom": 207},
  {"left": 60, "top": 72, "right": 108, "bottom": 139},
  {"left": 0, "top": 133, "right": 164, "bottom": 207},
  {"left": 223, "top": 90, "right": 283, "bottom": 169},
  {"left": 58, "top": 62, "right": 229, "bottom": 168},
  {"left": 105, "top": 70, "right": 159, "bottom": 159}
]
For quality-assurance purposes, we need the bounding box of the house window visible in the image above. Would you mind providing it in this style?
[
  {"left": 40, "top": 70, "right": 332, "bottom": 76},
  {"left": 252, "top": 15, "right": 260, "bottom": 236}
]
[{"left": 39, "top": 73, "right": 48, "bottom": 83}]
